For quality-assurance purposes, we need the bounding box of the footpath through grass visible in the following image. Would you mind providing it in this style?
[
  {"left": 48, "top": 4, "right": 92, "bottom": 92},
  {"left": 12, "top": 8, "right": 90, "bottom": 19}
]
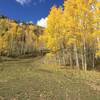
[{"left": 0, "top": 57, "right": 100, "bottom": 100}]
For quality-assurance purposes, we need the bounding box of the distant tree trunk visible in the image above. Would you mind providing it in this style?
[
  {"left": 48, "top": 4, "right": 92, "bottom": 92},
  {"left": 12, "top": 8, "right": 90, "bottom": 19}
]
[
  {"left": 58, "top": 53, "right": 61, "bottom": 65},
  {"left": 61, "top": 44, "right": 66, "bottom": 66},
  {"left": 81, "top": 49, "right": 84, "bottom": 70},
  {"left": 74, "top": 43, "right": 79, "bottom": 70},
  {"left": 69, "top": 48, "right": 73, "bottom": 68},
  {"left": 92, "top": 46, "right": 95, "bottom": 70},
  {"left": 62, "top": 50, "right": 66, "bottom": 65},
  {"left": 92, "top": 52, "right": 95, "bottom": 69},
  {"left": 83, "top": 40, "right": 87, "bottom": 71}
]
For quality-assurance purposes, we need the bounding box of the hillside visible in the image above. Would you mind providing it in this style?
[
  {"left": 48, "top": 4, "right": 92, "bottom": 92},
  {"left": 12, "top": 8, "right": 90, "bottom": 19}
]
[{"left": 0, "top": 16, "right": 44, "bottom": 57}]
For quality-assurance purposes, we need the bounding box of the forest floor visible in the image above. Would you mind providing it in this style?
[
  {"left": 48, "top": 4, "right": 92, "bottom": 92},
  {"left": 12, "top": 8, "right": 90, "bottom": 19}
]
[{"left": 0, "top": 56, "right": 100, "bottom": 100}]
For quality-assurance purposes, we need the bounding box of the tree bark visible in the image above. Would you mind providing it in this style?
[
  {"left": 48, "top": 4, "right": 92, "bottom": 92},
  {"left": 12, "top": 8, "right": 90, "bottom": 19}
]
[
  {"left": 81, "top": 49, "right": 84, "bottom": 70},
  {"left": 74, "top": 43, "right": 80, "bottom": 69},
  {"left": 83, "top": 41, "right": 87, "bottom": 71},
  {"left": 70, "top": 52, "right": 73, "bottom": 68}
]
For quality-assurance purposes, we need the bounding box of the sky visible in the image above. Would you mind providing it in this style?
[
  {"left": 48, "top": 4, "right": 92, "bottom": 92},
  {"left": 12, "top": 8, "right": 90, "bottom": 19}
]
[{"left": 0, "top": 0, "right": 63, "bottom": 27}]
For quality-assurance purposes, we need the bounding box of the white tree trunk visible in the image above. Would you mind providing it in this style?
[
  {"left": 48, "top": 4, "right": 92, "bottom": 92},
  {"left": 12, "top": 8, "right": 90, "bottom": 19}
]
[{"left": 74, "top": 43, "right": 79, "bottom": 69}]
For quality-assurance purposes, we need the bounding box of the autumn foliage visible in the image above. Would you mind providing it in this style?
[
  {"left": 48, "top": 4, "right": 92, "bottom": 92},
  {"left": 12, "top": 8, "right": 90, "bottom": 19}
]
[
  {"left": 0, "top": 17, "right": 43, "bottom": 57},
  {"left": 0, "top": 0, "right": 99, "bottom": 71},
  {"left": 41, "top": 0, "right": 100, "bottom": 70}
]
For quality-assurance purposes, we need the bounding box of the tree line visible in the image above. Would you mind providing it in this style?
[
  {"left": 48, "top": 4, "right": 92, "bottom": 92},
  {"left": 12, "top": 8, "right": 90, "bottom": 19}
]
[{"left": 0, "top": 17, "right": 43, "bottom": 57}]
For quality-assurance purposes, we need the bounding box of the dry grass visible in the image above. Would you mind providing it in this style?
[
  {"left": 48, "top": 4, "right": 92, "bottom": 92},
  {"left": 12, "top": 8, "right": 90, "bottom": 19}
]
[{"left": 0, "top": 57, "right": 100, "bottom": 100}]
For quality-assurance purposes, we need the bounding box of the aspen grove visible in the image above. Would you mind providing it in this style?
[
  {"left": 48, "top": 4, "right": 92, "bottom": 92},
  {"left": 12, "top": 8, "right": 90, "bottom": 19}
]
[{"left": 41, "top": 0, "right": 100, "bottom": 70}]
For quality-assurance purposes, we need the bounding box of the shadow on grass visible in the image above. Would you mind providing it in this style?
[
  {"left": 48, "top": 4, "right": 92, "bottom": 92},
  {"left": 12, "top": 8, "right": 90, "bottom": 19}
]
[
  {"left": 0, "top": 56, "right": 43, "bottom": 64},
  {"left": 36, "top": 69, "right": 53, "bottom": 74}
]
